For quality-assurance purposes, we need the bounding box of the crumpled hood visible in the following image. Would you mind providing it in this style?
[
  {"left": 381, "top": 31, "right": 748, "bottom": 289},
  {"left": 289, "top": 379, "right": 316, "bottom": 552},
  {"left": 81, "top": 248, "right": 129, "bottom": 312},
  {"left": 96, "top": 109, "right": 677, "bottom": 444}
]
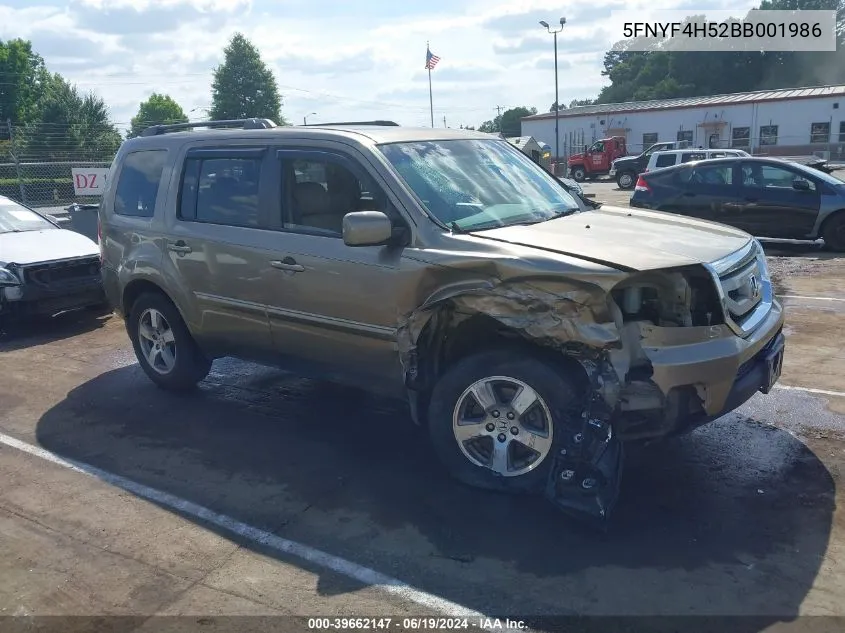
[
  {"left": 0, "top": 228, "right": 99, "bottom": 265},
  {"left": 471, "top": 205, "right": 752, "bottom": 271}
]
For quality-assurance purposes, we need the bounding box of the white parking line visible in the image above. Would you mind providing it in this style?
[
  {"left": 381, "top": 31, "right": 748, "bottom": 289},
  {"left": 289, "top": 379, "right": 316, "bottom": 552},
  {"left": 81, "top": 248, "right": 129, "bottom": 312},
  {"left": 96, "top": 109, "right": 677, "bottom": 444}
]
[
  {"left": 0, "top": 432, "right": 519, "bottom": 629},
  {"left": 775, "top": 384, "right": 845, "bottom": 398},
  {"left": 782, "top": 295, "right": 845, "bottom": 302}
]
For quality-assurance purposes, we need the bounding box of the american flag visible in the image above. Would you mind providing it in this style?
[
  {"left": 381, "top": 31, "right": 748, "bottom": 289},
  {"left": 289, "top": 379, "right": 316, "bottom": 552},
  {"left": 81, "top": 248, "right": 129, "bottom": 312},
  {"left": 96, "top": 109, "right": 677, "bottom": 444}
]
[{"left": 425, "top": 47, "right": 440, "bottom": 70}]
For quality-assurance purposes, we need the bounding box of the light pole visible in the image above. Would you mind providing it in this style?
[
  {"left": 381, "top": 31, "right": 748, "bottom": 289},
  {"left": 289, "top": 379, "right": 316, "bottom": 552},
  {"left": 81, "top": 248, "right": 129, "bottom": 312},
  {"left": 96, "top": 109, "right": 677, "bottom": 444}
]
[
  {"left": 540, "top": 17, "right": 566, "bottom": 175},
  {"left": 303, "top": 112, "right": 317, "bottom": 125}
]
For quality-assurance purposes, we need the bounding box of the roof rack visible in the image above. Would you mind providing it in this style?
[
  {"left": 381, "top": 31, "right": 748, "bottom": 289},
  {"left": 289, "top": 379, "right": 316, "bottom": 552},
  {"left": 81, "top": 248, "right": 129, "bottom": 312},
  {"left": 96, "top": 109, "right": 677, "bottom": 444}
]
[
  {"left": 303, "top": 120, "right": 400, "bottom": 127},
  {"left": 139, "top": 118, "right": 277, "bottom": 137}
]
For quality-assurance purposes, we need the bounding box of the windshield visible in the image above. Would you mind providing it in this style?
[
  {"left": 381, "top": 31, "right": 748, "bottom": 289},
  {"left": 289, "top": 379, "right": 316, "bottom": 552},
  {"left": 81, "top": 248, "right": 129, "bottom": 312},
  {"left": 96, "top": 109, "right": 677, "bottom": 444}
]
[
  {"left": 0, "top": 198, "right": 55, "bottom": 234},
  {"left": 790, "top": 162, "right": 845, "bottom": 186},
  {"left": 378, "top": 139, "right": 581, "bottom": 231}
]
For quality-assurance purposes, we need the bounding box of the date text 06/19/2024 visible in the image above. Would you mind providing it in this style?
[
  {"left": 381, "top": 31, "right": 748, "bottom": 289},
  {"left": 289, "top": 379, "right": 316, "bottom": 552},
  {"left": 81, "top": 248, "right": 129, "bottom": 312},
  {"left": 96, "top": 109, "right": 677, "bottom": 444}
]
[{"left": 306, "top": 618, "right": 528, "bottom": 631}]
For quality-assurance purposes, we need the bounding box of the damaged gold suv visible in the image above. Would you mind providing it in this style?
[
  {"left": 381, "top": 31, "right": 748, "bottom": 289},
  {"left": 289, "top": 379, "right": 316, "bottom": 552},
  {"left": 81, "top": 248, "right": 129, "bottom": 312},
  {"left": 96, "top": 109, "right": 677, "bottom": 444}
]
[{"left": 100, "top": 120, "right": 785, "bottom": 525}]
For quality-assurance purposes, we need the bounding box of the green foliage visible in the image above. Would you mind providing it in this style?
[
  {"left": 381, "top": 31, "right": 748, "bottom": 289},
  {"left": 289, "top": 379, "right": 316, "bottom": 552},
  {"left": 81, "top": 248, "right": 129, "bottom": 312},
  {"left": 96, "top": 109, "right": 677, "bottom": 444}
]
[
  {"left": 479, "top": 106, "right": 538, "bottom": 136},
  {"left": 209, "top": 33, "right": 287, "bottom": 124},
  {"left": 0, "top": 39, "right": 51, "bottom": 123},
  {"left": 20, "top": 74, "right": 122, "bottom": 161},
  {"left": 129, "top": 93, "right": 188, "bottom": 137},
  {"left": 596, "top": 0, "right": 845, "bottom": 104}
]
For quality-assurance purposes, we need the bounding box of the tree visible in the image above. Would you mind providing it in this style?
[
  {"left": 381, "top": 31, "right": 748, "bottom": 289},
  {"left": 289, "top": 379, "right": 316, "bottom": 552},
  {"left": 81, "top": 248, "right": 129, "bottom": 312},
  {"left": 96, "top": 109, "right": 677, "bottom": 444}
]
[
  {"left": 550, "top": 101, "right": 566, "bottom": 112},
  {"left": 22, "top": 74, "right": 121, "bottom": 161},
  {"left": 478, "top": 106, "right": 538, "bottom": 136},
  {"left": 569, "top": 98, "right": 596, "bottom": 108},
  {"left": 129, "top": 93, "right": 188, "bottom": 137},
  {"left": 593, "top": 0, "right": 845, "bottom": 104},
  {"left": 209, "top": 33, "right": 286, "bottom": 124},
  {"left": 0, "top": 39, "right": 51, "bottom": 123}
]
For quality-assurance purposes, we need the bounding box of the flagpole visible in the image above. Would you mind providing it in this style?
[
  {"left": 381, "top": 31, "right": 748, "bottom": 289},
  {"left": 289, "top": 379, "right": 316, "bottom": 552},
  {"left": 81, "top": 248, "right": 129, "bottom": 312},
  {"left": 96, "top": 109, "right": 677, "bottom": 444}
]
[{"left": 427, "top": 42, "right": 434, "bottom": 128}]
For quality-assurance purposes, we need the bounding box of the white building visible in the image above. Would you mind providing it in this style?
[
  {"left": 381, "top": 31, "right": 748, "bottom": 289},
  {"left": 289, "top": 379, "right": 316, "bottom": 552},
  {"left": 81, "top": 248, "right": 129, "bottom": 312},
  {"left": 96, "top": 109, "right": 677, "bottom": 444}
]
[{"left": 521, "top": 85, "right": 845, "bottom": 162}]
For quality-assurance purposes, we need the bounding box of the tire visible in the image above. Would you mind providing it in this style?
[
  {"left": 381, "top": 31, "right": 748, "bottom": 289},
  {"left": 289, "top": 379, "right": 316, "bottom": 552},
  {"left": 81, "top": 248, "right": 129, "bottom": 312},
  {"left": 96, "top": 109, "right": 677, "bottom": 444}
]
[
  {"left": 128, "top": 291, "right": 211, "bottom": 391},
  {"left": 571, "top": 166, "right": 586, "bottom": 182},
  {"left": 427, "top": 349, "right": 582, "bottom": 494},
  {"left": 616, "top": 171, "right": 635, "bottom": 190},
  {"left": 822, "top": 213, "right": 845, "bottom": 252}
]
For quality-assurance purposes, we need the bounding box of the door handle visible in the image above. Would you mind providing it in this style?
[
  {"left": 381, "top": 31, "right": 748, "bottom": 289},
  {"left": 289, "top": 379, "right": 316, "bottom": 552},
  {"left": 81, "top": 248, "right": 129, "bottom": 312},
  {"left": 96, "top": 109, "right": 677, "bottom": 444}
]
[
  {"left": 270, "top": 258, "right": 305, "bottom": 273},
  {"left": 167, "top": 240, "right": 192, "bottom": 254}
]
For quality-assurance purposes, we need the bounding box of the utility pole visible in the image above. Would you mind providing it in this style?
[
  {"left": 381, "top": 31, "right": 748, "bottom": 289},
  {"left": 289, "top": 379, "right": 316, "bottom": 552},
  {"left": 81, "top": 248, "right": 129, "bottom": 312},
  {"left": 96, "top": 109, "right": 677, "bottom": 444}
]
[
  {"left": 495, "top": 105, "right": 504, "bottom": 133},
  {"left": 443, "top": 115, "right": 447, "bottom": 128},
  {"left": 540, "top": 18, "right": 566, "bottom": 174}
]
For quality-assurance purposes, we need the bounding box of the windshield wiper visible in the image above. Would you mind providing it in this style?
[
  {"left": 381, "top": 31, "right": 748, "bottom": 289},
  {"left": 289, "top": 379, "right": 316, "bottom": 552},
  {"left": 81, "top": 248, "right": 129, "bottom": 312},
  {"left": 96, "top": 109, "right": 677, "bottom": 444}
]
[{"left": 449, "top": 221, "right": 466, "bottom": 234}]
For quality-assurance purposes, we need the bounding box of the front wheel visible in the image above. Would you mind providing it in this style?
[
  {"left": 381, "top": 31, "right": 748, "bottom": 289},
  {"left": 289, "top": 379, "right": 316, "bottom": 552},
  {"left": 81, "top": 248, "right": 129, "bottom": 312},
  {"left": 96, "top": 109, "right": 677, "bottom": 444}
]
[
  {"left": 128, "top": 292, "right": 211, "bottom": 391},
  {"left": 616, "top": 171, "right": 635, "bottom": 189},
  {"left": 427, "top": 350, "right": 581, "bottom": 494},
  {"left": 823, "top": 213, "right": 845, "bottom": 252},
  {"left": 570, "top": 166, "right": 587, "bottom": 182}
]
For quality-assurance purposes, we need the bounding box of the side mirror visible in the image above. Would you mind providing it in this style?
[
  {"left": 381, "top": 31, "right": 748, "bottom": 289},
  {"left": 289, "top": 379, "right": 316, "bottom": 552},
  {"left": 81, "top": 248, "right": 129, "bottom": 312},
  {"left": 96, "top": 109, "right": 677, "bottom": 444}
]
[
  {"left": 342, "top": 211, "right": 393, "bottom": 247},
  {"left": 792, "top": 179, "right": 811, "bottom": 191}
]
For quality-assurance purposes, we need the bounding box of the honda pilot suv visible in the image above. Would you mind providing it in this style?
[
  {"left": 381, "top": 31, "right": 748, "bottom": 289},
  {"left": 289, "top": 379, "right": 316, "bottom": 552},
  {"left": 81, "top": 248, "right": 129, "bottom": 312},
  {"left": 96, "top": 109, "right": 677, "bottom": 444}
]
[{"left": 100, "top": 119, "right": 785, "bottom": 524}]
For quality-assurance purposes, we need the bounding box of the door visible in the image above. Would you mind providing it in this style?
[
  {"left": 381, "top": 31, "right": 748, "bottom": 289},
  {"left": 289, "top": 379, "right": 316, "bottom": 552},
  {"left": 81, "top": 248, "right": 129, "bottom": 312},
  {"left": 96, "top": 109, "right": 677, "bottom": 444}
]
[
  {"left": 673, "top": 161, "right": 741, "bottom": 223},
  {"left": 262, "top": 148, "right": 412, "bottom": 394},
  {"left": 733, "top": 161, "right": 821, "bottom": 238},
  {"left": 164, "top": 147, "right": 276, "bottom": 359},
  {"left": 586, "top": 141, "right": 607, "bottom": 173}
]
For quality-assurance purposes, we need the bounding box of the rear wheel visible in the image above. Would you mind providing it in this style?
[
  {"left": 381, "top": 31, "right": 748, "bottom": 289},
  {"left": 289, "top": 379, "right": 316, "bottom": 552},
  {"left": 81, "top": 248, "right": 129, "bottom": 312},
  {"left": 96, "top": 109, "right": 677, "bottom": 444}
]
[
  {"left": 427, "top": 349, "right": 581, "bottom": 494},
  {"left": 128, "top": 292, "right": 211, "bottom": 391},
  {"left": 570, "top": 166, "right": 586, "bottom": 182},
  {"left": 823, "top": 213, "right": 845, "bottom": 252},
  {"left": 616, "top": 171, "right": 635, "bottom": 189}
]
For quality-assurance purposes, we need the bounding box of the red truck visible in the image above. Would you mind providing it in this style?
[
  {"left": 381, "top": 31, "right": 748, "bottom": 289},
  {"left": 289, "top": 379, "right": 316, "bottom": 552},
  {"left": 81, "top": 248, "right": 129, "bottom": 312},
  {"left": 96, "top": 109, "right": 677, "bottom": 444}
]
[{"left": 567, "top": 136, "right": 627, "bottom": 182}]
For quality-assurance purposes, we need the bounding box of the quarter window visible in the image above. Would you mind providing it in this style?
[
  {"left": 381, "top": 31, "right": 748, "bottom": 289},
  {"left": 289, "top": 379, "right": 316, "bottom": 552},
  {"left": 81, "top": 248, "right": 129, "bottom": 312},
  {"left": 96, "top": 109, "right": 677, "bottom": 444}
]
[{"left": 114, "top": 150, "right": 167, "bottom": 218}]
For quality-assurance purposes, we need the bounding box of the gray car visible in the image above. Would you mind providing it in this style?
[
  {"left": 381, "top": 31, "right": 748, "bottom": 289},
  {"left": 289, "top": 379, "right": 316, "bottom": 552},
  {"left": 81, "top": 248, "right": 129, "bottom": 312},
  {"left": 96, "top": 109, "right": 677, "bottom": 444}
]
[{"left": 99, "top": 119, "right": 785, "bottom": 524}]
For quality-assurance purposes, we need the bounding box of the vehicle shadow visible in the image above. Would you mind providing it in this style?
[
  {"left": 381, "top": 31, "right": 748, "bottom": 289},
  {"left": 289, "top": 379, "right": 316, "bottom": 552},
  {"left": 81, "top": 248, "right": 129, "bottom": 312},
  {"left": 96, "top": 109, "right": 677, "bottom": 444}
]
[
  {"left": 0, "top": 307, "right": 112, "bottom": 351},
  {"left": 35, "top": 360, "right": 836, "bottom": 625}
]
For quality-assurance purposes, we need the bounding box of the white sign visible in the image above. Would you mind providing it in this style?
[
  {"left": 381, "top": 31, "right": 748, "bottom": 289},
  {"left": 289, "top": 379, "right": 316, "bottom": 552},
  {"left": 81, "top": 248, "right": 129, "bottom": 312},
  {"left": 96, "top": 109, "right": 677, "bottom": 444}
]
[{"left": 71, "top": 167, "right": 110, "bottom": 196}]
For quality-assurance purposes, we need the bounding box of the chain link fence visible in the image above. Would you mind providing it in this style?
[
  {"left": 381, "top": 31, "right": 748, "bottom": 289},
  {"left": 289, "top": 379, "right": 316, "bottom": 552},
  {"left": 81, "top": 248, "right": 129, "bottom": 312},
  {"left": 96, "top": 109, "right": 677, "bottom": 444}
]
[{"left": 1, "top": 121, "right": 115, "bottom": 209}]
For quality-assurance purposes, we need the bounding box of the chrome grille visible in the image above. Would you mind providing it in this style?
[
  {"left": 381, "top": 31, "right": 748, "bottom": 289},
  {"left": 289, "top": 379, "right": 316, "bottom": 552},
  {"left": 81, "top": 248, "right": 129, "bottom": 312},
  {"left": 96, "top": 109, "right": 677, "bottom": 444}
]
[{"left": 707, "top": 241, "right": 773, "bottom": 338}]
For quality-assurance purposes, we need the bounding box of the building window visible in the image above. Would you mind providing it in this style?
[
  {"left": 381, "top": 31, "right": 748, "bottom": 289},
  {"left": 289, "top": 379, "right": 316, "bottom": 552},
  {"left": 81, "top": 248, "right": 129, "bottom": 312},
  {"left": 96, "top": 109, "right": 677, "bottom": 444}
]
[
  {"left": 810, "top": 122, "right": 830, "bottom": 144},
  {"left": 759, "top": 125, "right": 778, "bottom": 146},
  {"left": 677, "top": 130, "right": 693, "bottom": 144},
  {"left": 840, "top": 121, "right": 845, "bottom": 143},
  {"left": 731, "top": 127, "right": 750, "bottom": 148},
  {"left": 642, "top": 132, "right": 658, "bottom": 147}
]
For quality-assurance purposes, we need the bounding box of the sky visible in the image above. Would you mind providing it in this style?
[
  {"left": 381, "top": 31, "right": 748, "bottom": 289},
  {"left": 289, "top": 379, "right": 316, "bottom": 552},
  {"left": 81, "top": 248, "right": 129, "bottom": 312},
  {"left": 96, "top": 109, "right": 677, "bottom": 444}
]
[{"left": 0, "top": 0, "right": 760, "bottom": 132}]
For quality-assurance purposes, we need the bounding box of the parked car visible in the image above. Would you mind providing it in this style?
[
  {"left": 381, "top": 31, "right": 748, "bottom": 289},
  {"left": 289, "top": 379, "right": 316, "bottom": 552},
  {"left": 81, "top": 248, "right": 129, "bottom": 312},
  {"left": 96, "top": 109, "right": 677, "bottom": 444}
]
[
  {"left": 0, "top": 195, "right": 104, "bottom": 324},
  {"left": 630, "top": 157, "right": 845, "bottom": 251},
  {"left": 610, "top": 140, "right": 693, "bottom": 190},
  {"left": 645, "top": 148, "right": 749, "bottom": 173},
  {"left": 100, "top": 119, "right": 785, "bottom": 525}
]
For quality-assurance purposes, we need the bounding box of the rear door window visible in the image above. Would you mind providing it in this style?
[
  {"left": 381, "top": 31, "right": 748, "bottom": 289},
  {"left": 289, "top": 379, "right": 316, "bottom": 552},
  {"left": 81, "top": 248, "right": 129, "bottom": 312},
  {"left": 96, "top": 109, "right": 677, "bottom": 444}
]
[
  {"left": 681, "top": 152, "right": 707, "bottom": 163},
  {"left": 690, "top": 163, "right": 734, "bottom": 186},
  {"left": 654, "top": 154, "right": 677, "bottom": 168},
  {"left": 178, "top": 149, "right": 265, "bottom": 227},
  {"left": 114, "top": 150, "right": 167, "bottom": 218}
]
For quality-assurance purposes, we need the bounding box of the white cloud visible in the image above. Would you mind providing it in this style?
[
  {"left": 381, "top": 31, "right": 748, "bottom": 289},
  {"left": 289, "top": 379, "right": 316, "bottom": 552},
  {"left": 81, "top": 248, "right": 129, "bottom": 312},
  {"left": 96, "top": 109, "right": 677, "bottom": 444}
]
[{"left": 1, "top": 0, "right": 760, "bottom": 131}]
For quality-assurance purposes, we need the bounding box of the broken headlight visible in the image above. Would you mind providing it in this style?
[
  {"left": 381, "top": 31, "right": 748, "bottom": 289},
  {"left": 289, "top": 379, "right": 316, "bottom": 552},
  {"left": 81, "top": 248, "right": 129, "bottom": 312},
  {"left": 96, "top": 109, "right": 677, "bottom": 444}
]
[{"left": 0, "top": 267, "right": 20, "bottom": 286}]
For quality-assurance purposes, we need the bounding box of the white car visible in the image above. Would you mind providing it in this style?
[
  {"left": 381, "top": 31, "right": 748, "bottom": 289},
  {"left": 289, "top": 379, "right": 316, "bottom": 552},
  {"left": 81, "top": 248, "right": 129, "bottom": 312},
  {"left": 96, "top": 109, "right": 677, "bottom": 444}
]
[
  {"left": 645, "top": 148, "right": 749, "bottom": 172},
  {"left": 0, "top": 195, "right": 104, "bottom": 323}
]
